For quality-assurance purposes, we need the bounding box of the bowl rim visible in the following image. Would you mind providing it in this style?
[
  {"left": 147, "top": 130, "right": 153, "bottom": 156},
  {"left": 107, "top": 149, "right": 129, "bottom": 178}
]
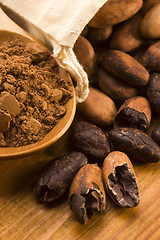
[{"left": 0, "top": 31, "right": 76, "bottom": 160}]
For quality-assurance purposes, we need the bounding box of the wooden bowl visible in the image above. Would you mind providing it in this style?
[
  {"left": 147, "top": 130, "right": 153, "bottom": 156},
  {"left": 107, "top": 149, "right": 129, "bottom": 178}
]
[{"left": 0, "top": 9, "right": 76, "bottom": 159}]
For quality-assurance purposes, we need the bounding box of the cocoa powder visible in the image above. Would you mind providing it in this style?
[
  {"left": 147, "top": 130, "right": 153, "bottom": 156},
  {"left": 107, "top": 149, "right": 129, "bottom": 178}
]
[{"left": 0, "top": 39, "right": 73, "bottom": 147}]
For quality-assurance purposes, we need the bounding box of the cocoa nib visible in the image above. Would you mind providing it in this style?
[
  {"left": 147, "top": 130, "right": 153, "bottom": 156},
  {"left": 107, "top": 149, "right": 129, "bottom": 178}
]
[
  {"left": 34, "top": 152, "right": 88, "bottom": 202},
  {"left": 115, "top": 107, "right": 149, "bottom": 131},
  {"left": 107, "top": 163, "right": 139, "bottom": 207},
  {"left": 70, "top": 187, "right": 104, "bottom": 224},
  {"left": 69, "top": 164, "right": 106, "bottom": 224},
  {"left": 108, "top": 128, "right": 160, "bottom": 163}
]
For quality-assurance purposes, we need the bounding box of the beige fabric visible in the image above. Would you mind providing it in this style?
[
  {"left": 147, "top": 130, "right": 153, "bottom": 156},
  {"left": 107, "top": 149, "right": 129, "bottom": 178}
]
[{"left": 0, "top": 0, "right": 108, "bottom": 102}]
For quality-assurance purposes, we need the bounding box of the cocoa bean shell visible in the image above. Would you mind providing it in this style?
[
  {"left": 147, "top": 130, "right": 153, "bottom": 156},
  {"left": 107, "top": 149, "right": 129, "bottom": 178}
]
[
  {"left": 69, "top": 164, "right": 106, "bottom": 224},
  {"left": 34, "top": 151, "right": 88, "bottom": 202},
  {"left": 102, "top": 151, "right": 139, "bottom": 207},
  {"left": 108, "top": 127, "right": 160, "bottom": 163},
  {"left": 101, "top": 50, "right": 149, "bottom": 87}
]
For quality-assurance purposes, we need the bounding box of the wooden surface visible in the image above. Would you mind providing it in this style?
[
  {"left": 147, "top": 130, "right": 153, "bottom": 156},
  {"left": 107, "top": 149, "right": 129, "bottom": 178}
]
[
  {"left": 0, "top": 127, "right": 160, "bottom": 240},
  {"left": 0, "top": 6, "right": 160, "bottom": 240}
]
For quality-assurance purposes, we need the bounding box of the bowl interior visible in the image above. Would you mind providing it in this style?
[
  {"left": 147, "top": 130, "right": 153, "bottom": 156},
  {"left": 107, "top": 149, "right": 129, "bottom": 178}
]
[{"left": 0, "top": 31, "right": 76, "bottom": 160}]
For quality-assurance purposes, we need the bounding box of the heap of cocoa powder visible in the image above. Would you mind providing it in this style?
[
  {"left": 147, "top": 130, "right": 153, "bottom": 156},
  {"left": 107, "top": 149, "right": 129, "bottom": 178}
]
[{"left": 0, "top": 39, "right": 73, "bottom": 147}]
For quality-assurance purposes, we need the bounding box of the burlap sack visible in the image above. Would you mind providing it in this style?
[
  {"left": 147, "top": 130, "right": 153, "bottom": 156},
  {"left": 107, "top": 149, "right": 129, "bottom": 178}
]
[{"left": 0, "top": 0, "right": 108, "bottom": 102}]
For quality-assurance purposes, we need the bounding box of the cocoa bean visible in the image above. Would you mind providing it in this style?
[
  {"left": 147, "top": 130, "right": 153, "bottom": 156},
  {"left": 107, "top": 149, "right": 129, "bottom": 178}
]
[
  {"left": 88, "top": 0, "right": 143, "bottom": 27},
  {"left": 114, "top": 96, "right": 151, "bottom": 131},
  {"left": 34, "top": 151, "right": 88, "bottom": 202},
  {"left": 108, "top": 127, "right": 160, "bottom": 163},
  {"left": 101, "top": 50, "right": 149, "bottom": 87},
  {"left": 147, "top": 73, "right": 160, "bottom": 115},
  {"left": 97, "top": 66, "right": 138, "bottom": 104},
  {"left": 69, "top": 164, "right": 106, "bottom": 224},
  {"left": 77, "top": 87, "right": 117, "bottom": 126},
  {"left": 103, "top": 151, "right": 139, "bottom": 207},
  {"left": 72, "top": 121, "right": 110, "bottom": 161}
]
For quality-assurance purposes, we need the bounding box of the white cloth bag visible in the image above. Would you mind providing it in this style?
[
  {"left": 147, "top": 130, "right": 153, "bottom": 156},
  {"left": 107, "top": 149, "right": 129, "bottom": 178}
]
[{"left": 0, "top": 0, "right": 108, "bottom": 102}]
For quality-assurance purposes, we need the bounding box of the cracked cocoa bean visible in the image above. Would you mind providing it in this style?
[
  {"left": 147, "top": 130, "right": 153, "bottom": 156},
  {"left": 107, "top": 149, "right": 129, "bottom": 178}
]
[
  {"left": 102, "top": 151, "right": 139, "bottom": 208},
  {"left": 108, "top": 127, "right": 160, "bottom": 163},
  {"left": 147, "top": 73, "right": 160, "bottom": 115},
  {"left": 69, "top": 164, "right": 106, "bottom": 224},
  {"left": 34, "top": 151, "right": 88, "bottom": 202},
  {"left": 114, "top": 96, "right": 151, "bottom": 131},
  {"left": 72, "top": 121, "right": 110, "bottom": 161}
]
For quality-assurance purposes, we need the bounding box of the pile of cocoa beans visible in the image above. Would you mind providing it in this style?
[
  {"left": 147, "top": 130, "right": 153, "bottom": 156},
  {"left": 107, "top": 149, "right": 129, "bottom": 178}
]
[{"left": 34, "top": 0, "right": 160, "bottom": 224}]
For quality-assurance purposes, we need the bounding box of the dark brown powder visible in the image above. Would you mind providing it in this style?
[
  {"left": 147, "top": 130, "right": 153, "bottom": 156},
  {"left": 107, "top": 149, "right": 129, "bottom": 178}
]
[{"left": 0, "top": 39, "right": 73, "bottom": 147}]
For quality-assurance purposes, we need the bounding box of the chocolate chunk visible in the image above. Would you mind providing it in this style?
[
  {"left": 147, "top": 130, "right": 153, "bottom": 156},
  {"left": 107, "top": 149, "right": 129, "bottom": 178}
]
[
  {"left": 34, "top": 152, "right": 88, "bottom": 202},
  {"left": 108, "top": 127, "right": 160, "bottom": 163},
  {"left": 49, "top": 89, "right": 63, "bottom": 102},
  {"left": 0, "top": 109, "right": 11, "bottom": 133},
  {"left": 21, "top": 117, "right": 42, "bottom": 135},
  {"left": 0, "top": 92, "right": 20, "bottom": 116},
  {"left": 16, "top": 91, "right": 27, "bottom": 103}
]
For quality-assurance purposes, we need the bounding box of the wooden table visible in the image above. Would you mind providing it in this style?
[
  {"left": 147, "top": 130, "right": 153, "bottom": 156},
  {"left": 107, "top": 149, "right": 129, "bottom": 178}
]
[
  {"left": 0, "top": 124, "right": 159, "bottom": 240},
  {"left": 0, "top": 6, "right": 159, "bottom": 240}
]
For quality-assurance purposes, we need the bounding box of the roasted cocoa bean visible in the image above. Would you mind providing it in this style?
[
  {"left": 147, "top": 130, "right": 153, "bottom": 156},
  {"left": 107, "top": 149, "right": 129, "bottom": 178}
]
[
  {"left": 141, "top": 0, "right": 160, "bottom": 15},
  {"left": 111, "top": 13, "right": 143, "bottom": 53},
  {"left": 140, "top": 3, "right": 160, "bottom": 39},
  {"left": 72, "top": 121, "right": 110, "bottom": 161},
  {"left": 114, "top": 96, "right": 151, "bottom": 131},
  {"left": 101, "top": 50, "right": 149, "bottom": 87},
  {"left": 87, "top": 26, "right": 112, "bottom": 46},
  {"left": 34, "top": 151, "right": 88, "bottom": 202},
  {"left": 103, "top": 151, "right": 139, "bottom": 207},
  {"left": 108, "top": 127, "right": 160, "bottom": 163},
  {"left": 151, "top": 125, "right": 160, "bottom": 145},
  {"left": 73, "top": 35, "right": 97, "bottom": 82},
  {"left": 88, "top": 0, "right": 143, "bottom": 27},
  {"left": 142, "top": 41, "right": 160, "bottom": 72},
  {"left": 69, "top": 164, "right": 106, "bottom": 224},
  {"left": 147, "top": 73, "right": 160, "bottom": 115},
  {"left": 97, "top": 67, "right": 138, "bottom": 104},
  {"left": 77, "top": 87, "right": 117, "bottom": 126}
]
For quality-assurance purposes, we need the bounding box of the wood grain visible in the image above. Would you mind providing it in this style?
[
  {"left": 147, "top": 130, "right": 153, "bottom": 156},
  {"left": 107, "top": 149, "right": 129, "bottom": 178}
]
[
  {"left": 0, "top": 6, "right": 159, "bottom": 240},
  {"left": 0, "top": 129, "right": 159, "bottom": 240}
]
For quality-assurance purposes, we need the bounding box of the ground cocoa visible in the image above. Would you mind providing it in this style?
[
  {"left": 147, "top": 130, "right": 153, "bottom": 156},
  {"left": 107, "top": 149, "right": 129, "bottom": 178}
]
[{"left": 0, "top": 39, "right": 73, "bottom": 147}]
